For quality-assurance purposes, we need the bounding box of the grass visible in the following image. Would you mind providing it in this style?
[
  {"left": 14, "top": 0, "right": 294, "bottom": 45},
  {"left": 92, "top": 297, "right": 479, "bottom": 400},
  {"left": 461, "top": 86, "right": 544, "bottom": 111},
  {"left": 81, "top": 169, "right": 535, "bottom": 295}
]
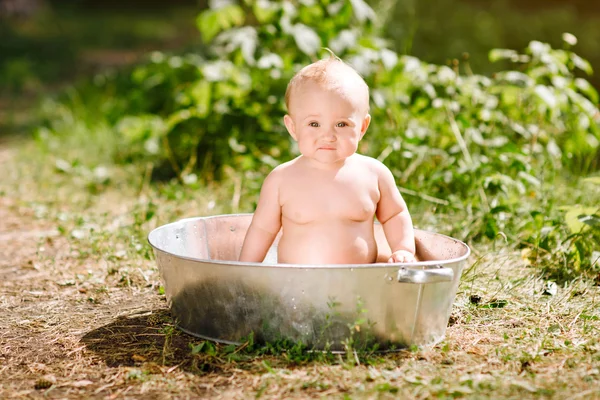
[
  {"left": 1, "top": 138, "right": 600, "bottom": 399},
  {"left": 2, "top": 2, "right": 599, "bottom": 397}
]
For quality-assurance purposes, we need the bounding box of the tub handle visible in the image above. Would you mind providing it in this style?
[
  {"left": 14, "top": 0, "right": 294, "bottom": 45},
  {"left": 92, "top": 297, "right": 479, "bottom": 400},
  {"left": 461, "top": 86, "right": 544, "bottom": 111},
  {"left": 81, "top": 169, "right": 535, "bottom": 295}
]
[{"left": 396, "top": 265, "right": 454, "bottom": 284}]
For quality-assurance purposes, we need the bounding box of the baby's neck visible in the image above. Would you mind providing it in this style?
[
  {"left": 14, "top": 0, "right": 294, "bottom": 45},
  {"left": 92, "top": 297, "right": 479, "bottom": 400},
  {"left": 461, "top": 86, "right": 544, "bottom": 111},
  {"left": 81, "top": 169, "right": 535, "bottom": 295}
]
[{"left": 300, "top": 154, "right": 354, "bottom": 171}]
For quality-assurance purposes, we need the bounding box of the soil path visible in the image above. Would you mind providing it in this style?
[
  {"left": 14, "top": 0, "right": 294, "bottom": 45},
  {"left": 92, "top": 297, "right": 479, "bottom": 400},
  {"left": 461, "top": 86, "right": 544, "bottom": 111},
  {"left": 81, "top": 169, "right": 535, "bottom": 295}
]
[
  {"left": 0, "top": 143, "right": 192, "bottom": 398},
  {"left": 0, "top": 141, "right": 273, "bottom": 399},
  {"left": 0, "top": 141, "right": 345, "bottom": 399}
]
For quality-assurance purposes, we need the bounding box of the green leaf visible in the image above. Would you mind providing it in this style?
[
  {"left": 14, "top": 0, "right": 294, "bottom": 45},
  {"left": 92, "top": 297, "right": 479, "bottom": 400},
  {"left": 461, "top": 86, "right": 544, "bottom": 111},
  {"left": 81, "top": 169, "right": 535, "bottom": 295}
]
[
  {"left": 484, "top": 215, "right": 499, "bottom": 239},
  {"left": 494, "top": 71, "right": 532, "bottom": 86},
  {"left": 528, "top": 40, "right": 551, "bottom": 57},
  {"left": 116, "top": 115, "right": 166, "bottom": 142},
  {"left": 489, "top": 48, "right": 518, "bottom": 63},
  {"left": 291, "top": 24, "right": 321, "bottom": 56},
  {"left": 490, "top": 205, "right": 511, "bottom": 214},
  {"left": 534, "top": 85, "right": 557, "bottom": 108},
  {"left": 518, "top": 171, "right": 541, "bottom": 187},
  {"left": 196, "top": 5, "right": 245, "bottom": 43},
  {"left": 217, "top": 27, "right": 258, "bottom": 65},
  {"left": 55, "top": 158, "right": 72, "bottom": 173},
  {"left": 252, "top": 1, "right": 279, "bottom": 24},
  {"left": 349, "top": 0, "right": 376, "bottom": 23},
  {"left": 190, "top": 80, "right": 212, "bottom": 117},
  {"left": 228, "top": 137, "right": 247, "bottom": 153},
  {"left": 166, "top": 109, "right": 197, "bottom": 131},
  {"left": 480, "top": 299, "right": 508, "bottom": 308},
  {"left": 223, "top": 344, "right": 237, "bottom": 354},
  {"left": 564, "top": 206, "right": 598, "bottom": 233},
  {"left": 578, "top": 214, "right": 600, "bottom": 228},
  {"left": 571, "top": 53, "right": 593, "bottom": 75},
  {"left": 196, "top": 10, "right": 220, "bottom": 43},
  {"left": 574, "top": 78, "right": 599, "bottom": 104},
  {"left": 498, "top": 86, "right": 521, "bottom": 106},
  {"left": 190, "top": 342, "right": 205, "bottom": 354}
]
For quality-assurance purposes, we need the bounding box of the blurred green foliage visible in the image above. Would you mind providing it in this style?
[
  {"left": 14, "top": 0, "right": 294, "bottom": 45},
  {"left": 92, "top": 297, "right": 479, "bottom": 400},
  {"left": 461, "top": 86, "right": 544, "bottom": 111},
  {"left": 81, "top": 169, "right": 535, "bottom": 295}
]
[
  {"left": 0, "top": 4, "right": 198, "bottom": 94},
  {"left": 35, "top": 0, "right": 600, "bottom": 282},
  {"left": 377, "top": 0, "right": 600, "bottom": 89}
]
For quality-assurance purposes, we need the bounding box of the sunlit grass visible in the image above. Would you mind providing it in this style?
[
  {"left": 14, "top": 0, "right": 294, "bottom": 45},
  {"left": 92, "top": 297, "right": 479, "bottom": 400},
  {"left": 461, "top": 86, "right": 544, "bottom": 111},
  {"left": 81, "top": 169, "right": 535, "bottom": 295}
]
[{"left": 2, "top": 138, "right": 599, "bottom": 398}]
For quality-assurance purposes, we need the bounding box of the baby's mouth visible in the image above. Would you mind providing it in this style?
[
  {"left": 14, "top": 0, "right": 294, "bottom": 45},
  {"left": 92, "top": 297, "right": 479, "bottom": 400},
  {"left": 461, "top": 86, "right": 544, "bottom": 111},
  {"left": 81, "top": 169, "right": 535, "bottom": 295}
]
[{"left": 318, "top": 146, "right": 336, "bottom": 150}]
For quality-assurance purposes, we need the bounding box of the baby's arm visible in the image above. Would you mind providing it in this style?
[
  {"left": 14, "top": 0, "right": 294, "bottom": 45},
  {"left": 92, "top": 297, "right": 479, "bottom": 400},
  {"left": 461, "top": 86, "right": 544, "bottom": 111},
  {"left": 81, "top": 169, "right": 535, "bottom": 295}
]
[
  {"left": 375, "top": 163, "right": 416, "bottom": 263},
  {"left": 239, "top": 169, "right": 282, "bottom": 262}
]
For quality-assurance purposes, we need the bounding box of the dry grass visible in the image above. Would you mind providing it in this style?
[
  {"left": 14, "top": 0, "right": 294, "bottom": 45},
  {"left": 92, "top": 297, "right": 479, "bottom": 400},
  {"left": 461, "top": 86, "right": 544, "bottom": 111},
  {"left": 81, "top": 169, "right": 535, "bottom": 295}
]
[{"left": 1, "top": 139, "right": 600, "bottom": 399}]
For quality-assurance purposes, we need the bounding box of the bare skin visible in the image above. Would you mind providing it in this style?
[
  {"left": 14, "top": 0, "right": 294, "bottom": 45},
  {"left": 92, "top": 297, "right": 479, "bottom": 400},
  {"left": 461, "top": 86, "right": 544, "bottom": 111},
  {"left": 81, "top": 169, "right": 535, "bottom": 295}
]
[{"left": 239, "top": 64, "right": 416, "bottom": 264}]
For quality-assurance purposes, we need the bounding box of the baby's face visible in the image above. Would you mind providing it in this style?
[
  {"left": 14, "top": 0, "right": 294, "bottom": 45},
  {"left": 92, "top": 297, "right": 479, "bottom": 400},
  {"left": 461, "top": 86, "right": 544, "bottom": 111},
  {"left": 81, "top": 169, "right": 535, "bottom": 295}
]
[{"left": 284, "top": 82, "right": 370, "bottom": 167}]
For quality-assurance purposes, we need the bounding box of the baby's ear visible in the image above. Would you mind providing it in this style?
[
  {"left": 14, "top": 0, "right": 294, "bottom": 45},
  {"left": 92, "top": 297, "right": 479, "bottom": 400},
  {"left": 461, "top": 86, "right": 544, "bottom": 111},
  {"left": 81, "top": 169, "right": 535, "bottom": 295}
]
[
  {"left": 283, "top": 115, "right": 297, "bottom": 140},
  {"left": 360, "top": 114, "right": 371, "bottom": 138}
]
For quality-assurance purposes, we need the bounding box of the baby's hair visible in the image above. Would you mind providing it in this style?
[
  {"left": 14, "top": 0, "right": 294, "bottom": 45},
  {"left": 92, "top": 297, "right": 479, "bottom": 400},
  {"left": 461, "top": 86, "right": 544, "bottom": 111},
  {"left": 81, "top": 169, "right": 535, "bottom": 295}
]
[
  {"left": 284, "top": 51, "right": 370, "bottom": 113},
  {"left": 322, "top": 47, "right": 341, "bottom": 61}
]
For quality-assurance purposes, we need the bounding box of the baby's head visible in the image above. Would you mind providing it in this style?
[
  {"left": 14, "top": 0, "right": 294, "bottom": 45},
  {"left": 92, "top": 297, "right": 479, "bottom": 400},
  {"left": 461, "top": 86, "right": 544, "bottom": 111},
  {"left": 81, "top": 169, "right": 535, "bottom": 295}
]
[
  {"left": 283, "top": 55, "right": 372, "bottom": 166},
  {"left": 285, "top": 54, "right": 370, "bottom": 117}
]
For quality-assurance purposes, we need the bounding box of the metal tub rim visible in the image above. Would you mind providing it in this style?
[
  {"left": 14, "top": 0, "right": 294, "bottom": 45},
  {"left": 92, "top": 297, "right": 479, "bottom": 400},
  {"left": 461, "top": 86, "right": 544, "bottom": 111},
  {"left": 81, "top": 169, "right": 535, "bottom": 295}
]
[{"left": 147, "top": 213, "right": 471, "bottom": 268}]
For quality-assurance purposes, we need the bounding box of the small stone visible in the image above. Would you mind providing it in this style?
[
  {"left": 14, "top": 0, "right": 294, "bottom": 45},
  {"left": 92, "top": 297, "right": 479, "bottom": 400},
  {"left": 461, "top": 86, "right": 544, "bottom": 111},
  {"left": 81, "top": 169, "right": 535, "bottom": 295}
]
[
  {"left": 469, "top": 294, "right": 481, "bottom": 304},
  {"left": 71, "top": 380, "right": 93, "bottom": 387},
  {"left": 543, "top": 281, "right": 558, "bottom": 296},
  {"left": 34, "top": 378, "right": 53, "bottom": 390},
  {"left": 132, "top": 354, "right": 146, "bottom": 363}
]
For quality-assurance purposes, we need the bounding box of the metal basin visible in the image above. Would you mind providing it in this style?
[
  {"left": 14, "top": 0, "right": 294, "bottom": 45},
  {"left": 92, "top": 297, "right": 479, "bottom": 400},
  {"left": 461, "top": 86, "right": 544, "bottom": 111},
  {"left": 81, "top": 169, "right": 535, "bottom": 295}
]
[{"left": 148, "top": 214, "right": 470, "bottom": 351}]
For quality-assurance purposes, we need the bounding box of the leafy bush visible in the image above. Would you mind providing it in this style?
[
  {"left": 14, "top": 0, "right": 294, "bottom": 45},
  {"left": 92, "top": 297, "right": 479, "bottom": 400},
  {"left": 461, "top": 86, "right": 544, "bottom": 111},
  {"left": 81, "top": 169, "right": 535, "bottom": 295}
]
[
  {"left": 41, "top": 0, "right": 388, "bottom": 182},
  {"left": 368, "top": 36, "right": 599, "bottom": 240},
  {"left": 37, "top": 0, "right": 600, "bottom": 281}
]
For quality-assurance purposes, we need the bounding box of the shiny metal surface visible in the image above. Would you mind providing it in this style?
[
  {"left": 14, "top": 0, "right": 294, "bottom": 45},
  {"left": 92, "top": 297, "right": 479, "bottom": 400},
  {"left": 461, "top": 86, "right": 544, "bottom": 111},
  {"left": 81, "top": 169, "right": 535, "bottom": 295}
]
[
  {"left": 396, "top": 265, "right": 454, "bottom": 284},
  {"left": 148, "top": 214, "right": 470, "bottom": 351}
]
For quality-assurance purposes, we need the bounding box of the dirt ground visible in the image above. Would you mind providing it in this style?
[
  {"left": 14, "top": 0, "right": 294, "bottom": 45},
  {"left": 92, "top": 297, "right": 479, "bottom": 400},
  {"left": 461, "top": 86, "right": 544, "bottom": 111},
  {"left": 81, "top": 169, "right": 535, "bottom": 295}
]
[
  {"left": 0, "top": 141, "right": 400, "bottom": 399},
  {"left": 0, "top": 143, "right": 190, "bottom": 399},
  {"left": 0, "top": 215, "right": 168, "bottom": 397},
  {"left": 2, "top": 140, "right": 600, "bottom": 399}
]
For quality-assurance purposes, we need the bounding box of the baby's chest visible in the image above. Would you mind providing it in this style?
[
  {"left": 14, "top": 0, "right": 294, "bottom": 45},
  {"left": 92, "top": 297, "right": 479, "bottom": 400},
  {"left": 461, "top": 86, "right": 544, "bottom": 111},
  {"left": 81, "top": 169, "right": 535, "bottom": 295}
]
[{"left": 281, "top": 178, "right": 379, "bottom": 224}]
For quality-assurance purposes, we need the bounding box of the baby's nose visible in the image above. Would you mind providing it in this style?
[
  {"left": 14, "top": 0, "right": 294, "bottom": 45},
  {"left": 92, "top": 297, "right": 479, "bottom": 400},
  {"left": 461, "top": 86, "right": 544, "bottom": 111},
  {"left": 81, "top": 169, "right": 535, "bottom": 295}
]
[{"left": 322, "top": 128, "right": 337, "bottom": 141}]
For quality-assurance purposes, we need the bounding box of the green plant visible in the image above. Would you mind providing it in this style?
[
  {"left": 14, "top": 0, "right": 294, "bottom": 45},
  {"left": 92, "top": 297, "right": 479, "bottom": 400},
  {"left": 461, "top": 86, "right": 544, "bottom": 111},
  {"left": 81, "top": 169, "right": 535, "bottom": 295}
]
[
  {"left": 520, "top": 177, "right": 600, "bottom": 283},
  {"left": 366, "top": 36, "right": 599, "bottom": 242},
  {"left": 34, "top": 0, "right": 600, "bottom": 281},
  {"left": 38, "top": 0, "right": 388, "bottom": 184}
]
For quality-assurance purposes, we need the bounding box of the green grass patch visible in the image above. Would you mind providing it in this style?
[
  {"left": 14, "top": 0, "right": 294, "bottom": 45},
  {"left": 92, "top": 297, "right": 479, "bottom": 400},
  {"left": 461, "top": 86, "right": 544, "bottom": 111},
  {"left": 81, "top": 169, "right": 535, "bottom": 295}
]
[{"left": 2, "top": 138, "right": 600, "bottom": 398}]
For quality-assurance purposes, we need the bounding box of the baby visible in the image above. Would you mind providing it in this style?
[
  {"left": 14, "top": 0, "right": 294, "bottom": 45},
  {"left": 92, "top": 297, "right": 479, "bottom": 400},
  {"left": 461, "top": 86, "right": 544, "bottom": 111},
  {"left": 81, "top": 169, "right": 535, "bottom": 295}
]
[{"left": 239, "top": 55, "right": 416, "bottom": 264}]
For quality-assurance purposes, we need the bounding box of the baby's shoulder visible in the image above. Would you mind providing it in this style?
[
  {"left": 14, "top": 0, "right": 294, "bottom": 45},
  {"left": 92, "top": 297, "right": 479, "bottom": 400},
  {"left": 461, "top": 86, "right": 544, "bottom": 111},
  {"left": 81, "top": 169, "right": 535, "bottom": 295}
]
[
  {"left": 271, "top": 157, "right": 300, "bottom": 174},
  {"left": 350, "top": 154, "right": 391, "bottom": 175},
  {"left": 265, "top": 157, "right": 301, "bottom": 181}
]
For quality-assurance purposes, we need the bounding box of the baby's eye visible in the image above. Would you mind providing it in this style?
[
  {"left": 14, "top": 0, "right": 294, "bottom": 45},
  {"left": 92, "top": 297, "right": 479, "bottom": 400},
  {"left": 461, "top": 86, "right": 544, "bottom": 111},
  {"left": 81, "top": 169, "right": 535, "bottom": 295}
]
[
  {"left": 309, "top": 122, "right": 320, "bottom": 127},
  {"left": 336, "top": 122, "right": 348, "bottom": 127}
]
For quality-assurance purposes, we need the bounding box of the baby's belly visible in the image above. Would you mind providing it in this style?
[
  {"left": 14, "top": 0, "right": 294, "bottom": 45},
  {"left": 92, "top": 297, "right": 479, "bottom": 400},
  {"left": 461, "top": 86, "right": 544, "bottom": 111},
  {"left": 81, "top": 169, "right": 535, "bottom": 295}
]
[{"left": 277, "top": 220, "right": 377, "bottom": 264}]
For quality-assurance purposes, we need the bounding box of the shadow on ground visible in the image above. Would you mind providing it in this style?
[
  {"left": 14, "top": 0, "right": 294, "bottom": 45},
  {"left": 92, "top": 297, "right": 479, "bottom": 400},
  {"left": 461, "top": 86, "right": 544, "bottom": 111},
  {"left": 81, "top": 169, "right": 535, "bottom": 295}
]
[
  {"left": 80, "top": 307, "right": 418, "bottom": 376},
  {"left": 80, "top": 309, "right": 212, "bottom": 371}
]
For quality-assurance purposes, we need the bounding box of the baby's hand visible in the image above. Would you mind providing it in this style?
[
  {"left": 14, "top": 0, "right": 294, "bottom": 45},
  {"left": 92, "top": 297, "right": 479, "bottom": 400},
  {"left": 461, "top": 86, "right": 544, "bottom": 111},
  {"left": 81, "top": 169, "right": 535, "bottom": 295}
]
[{"left": 388, "top": 250, "right": 416, "bottom": 263}]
